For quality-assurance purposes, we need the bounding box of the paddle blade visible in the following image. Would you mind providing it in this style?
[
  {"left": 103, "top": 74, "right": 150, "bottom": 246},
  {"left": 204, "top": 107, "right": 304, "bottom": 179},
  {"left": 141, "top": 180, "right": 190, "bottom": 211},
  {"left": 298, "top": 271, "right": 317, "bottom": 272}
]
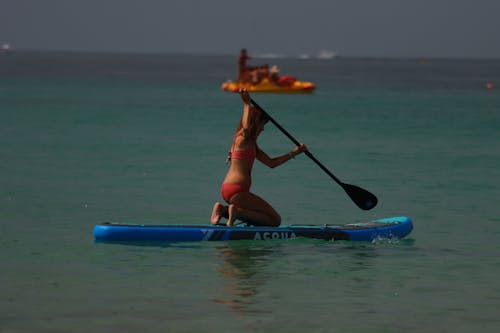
[{"left": 342, "top": 183, "right": 378, "bottom": 210}]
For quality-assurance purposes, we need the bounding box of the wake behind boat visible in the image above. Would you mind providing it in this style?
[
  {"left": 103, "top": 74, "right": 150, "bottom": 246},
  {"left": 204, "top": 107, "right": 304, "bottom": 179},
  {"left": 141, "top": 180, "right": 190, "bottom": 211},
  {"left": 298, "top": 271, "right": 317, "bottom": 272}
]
[{"left": 94, "top": 216, "right": 413, "bottom": 243}]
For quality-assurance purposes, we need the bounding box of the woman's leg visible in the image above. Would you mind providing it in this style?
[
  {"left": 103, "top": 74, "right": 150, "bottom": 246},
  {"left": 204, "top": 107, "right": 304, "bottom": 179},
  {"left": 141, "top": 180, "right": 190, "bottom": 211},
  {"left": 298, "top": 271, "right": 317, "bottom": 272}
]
[{"left": 228, "top": 192, "right": 281, "bottom": 227}]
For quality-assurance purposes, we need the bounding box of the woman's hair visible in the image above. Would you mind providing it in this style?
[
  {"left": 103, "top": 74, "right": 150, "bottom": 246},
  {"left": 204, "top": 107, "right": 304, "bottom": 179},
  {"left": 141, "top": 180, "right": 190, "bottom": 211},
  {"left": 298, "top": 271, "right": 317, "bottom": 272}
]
[{"left": 236, "top": 107, "right": 269, "bottom": 139}]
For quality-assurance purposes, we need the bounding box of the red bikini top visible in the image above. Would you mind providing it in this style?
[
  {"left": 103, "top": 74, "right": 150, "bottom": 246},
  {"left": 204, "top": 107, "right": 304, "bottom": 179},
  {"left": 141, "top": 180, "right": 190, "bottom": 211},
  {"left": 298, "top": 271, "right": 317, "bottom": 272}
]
[{"left": 227, "top": 135, "right": 256, "bottom": 170}]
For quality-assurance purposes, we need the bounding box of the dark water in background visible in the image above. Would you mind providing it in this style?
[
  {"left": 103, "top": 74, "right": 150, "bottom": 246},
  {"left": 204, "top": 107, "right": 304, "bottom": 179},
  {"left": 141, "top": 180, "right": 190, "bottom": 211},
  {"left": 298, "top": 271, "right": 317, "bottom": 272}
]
[{"left": 1, "top": 51, "right": 500, "bottom": 332}]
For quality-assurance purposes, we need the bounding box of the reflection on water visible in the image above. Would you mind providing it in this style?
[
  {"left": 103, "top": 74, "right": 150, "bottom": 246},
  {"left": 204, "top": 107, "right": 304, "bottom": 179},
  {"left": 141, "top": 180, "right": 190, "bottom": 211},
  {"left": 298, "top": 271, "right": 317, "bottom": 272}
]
[
  {"left": 95, "top": 238, "right": 407, "bottom": 315},
  {"left": 211, "top": 242, "right": 281, "bottom": 313},
  {"left": 209, "top": 240, "right": 393, "bottom": 313}
]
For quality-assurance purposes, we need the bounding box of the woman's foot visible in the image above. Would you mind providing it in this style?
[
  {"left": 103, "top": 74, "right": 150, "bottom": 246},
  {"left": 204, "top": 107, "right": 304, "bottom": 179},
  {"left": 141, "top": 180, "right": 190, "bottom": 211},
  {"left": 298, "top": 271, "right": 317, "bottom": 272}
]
[
  {"left": 227, "top": 204, "right": 237, "bottom": 227},
  {"left": 211, "top": 202, "right": 227, "bottom": 224}
]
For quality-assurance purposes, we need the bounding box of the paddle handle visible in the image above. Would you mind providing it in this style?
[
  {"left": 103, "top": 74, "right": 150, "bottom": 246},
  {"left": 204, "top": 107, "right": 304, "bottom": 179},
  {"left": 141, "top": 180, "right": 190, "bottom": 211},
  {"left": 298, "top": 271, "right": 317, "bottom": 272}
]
[{"left": 250, "top": 98, "right": 343, "bottom": 186}]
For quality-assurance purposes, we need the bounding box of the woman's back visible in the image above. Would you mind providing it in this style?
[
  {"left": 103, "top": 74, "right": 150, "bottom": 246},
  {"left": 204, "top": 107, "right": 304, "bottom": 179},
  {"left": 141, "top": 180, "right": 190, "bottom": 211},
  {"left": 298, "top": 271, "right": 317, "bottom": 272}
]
[{"left": 224, "top": 134, "right": 256, "bottom": 185}]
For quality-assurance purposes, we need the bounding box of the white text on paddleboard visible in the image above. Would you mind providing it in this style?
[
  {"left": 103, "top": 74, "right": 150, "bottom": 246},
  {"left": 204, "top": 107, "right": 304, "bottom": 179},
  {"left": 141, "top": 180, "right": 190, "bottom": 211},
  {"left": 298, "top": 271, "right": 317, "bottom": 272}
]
[{"left": 253, "top": 232, "right": 296, "bottom": 240}]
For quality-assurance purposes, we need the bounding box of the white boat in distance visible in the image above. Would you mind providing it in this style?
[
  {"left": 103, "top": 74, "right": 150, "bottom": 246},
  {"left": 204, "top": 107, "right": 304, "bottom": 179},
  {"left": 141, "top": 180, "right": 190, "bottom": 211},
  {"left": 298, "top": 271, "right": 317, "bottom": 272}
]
[{"left": 317, "top": 50, "right": 338, "bottom": 59}]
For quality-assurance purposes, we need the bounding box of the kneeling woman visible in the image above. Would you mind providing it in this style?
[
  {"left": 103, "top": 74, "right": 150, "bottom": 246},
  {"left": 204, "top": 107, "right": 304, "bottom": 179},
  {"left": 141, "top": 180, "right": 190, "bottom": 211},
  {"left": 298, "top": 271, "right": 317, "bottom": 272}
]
[{"left": 211, "top": 89, "right": 307, "bottom": 227}]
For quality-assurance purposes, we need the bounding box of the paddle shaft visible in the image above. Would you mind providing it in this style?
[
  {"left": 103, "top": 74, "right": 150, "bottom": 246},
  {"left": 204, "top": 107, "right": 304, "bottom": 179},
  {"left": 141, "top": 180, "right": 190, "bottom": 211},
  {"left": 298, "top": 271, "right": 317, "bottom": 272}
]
[{"left": 250, "top": 98, "right": 343, "bottom": 186}]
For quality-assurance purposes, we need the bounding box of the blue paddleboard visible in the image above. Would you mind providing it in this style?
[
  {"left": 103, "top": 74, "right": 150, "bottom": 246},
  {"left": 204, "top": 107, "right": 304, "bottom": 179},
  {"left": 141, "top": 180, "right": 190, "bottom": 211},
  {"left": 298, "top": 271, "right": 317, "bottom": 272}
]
[{"left": 93, "top": 216, "right": 413, "bottom": 243}]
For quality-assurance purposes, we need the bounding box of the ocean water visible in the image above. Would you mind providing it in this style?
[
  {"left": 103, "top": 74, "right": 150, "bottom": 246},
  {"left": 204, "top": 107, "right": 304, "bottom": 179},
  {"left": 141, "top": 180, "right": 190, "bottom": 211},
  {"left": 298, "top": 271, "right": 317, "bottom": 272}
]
[{"left": 1, "top": 51, "right": 500, "bottom": 332}]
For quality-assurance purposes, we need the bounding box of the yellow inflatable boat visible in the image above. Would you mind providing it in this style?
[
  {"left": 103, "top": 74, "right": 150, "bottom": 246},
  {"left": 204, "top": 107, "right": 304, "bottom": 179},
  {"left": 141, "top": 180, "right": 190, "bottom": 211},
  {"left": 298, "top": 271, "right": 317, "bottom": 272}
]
[{"left": 221, "top": 76, "right": 315, "bottom": 93}]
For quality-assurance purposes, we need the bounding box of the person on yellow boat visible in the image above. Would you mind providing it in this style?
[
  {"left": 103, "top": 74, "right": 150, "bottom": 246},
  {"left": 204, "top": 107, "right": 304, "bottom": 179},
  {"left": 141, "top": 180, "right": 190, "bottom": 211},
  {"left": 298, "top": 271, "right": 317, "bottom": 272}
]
[
  {"left": 250, "top": 65, "right": 271, "bottom": 85},
  {"left": 238, "top": 48, "right": 255, "bottom": 83},
  {"left": 269, "top": 65, "right": 280, "bottom": 83},
  {"left": 211, "top": 89, "right": 307, "bottom": 227}
]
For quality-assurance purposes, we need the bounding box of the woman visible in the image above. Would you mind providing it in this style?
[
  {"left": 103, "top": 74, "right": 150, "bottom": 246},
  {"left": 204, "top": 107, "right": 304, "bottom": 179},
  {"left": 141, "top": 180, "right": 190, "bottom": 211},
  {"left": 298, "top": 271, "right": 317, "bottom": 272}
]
[{"left": 211, "top": 89, "right": 307, "bottom": 227}]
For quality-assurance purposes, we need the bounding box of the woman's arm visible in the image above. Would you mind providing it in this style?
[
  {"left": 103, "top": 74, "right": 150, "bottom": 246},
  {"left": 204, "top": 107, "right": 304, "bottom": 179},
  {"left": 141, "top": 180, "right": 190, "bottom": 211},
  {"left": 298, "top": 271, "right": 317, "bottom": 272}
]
[{"left": 256, "top": 144, "right": 307, "bottom": 168}]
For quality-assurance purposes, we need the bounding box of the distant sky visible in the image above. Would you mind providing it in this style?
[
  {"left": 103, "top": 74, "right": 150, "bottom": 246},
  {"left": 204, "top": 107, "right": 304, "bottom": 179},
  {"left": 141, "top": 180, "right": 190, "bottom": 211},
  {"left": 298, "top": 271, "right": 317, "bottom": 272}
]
[{"left": 2, "top": 0, "right": 499, "bottom": 58}]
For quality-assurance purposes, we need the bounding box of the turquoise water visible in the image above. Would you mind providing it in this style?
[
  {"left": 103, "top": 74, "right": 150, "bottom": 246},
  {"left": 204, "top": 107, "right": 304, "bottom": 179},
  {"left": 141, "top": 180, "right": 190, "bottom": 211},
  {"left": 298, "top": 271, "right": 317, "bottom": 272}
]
[{"left": 1, "top": 52, "right": 500, "bottom": 332}]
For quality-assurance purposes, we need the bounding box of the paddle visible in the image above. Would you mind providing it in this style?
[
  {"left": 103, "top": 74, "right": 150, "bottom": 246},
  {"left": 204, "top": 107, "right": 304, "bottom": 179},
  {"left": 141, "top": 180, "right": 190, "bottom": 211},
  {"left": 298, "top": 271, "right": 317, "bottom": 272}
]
[{"left": 250, "top": 98, "right": 378, "bottom": 210}]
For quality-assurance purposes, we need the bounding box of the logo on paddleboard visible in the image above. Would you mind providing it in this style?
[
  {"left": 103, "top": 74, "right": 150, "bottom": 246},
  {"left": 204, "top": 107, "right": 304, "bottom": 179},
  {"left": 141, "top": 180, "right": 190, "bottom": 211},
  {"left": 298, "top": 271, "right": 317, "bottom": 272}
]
[{"left": 253, "top": 231, "right": 296, "bottom": 240}]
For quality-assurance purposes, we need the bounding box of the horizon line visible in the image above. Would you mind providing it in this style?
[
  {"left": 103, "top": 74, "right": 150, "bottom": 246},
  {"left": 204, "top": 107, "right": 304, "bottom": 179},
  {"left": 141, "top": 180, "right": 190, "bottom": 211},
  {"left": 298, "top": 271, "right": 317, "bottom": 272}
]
[{"left": 3, "top": 48, "right": 500, "bottom": 61}]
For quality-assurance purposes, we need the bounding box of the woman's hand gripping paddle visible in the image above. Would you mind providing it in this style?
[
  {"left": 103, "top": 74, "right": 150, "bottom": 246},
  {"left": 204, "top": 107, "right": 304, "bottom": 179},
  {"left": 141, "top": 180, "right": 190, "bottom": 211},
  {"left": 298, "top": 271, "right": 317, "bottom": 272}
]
[{"left": 250, "top": 98, "right": 378, "bottom": 210}]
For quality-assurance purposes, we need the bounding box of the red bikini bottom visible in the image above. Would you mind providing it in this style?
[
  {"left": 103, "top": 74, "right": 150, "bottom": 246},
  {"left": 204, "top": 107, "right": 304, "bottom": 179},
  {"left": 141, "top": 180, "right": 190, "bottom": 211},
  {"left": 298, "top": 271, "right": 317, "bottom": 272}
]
[{"left": 221, "top": 183, "right": 250, "bottom": 203}]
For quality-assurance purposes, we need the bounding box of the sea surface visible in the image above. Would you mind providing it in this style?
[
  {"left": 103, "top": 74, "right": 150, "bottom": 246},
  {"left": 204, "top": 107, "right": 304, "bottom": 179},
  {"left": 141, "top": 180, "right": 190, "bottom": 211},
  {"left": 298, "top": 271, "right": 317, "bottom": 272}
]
[{"left": 1, "top": 51, "right": 500, "bottom": 333}]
